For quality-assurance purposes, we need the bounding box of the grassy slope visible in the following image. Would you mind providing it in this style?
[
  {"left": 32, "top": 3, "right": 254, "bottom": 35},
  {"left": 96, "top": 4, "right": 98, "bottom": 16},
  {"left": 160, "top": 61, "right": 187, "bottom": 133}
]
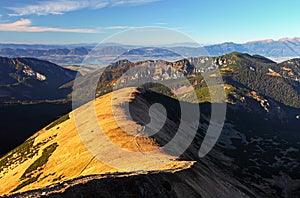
[{"left": 0, "top": 87, "right": 193, "bottom": 195}]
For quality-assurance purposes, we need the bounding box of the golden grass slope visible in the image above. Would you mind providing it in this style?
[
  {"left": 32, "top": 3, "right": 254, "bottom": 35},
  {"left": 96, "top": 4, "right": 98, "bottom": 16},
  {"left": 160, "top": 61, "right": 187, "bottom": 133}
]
[{"left": 0, "top": 87, "right": 194, "bottom": 195}]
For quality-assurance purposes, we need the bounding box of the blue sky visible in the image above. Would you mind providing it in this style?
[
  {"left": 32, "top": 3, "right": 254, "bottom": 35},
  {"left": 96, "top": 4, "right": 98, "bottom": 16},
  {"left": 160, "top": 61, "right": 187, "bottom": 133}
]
[{"left": 0, "top": 0, "right": 299, "bottom": 44}]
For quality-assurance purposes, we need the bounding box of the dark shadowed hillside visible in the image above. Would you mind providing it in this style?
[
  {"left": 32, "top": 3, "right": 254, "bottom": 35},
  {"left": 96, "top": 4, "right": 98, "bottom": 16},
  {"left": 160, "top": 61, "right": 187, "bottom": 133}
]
[
  {"left": 0, "top": 57, "right": 77, "bottom": 101},
  {"left": 0, "top": 57, "right": 76, "bottom": 156}
]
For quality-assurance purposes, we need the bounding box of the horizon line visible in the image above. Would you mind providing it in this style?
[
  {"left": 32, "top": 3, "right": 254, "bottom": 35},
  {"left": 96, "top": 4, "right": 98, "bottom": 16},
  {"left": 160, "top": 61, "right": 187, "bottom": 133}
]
[{"left": 0, "top": 36, "right": 300, "bottom": 47}]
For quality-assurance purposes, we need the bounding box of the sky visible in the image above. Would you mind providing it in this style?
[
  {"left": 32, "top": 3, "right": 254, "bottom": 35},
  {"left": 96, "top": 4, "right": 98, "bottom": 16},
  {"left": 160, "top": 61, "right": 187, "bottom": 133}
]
[{"left": 0, "top": 0, "right": 299, "bottom": 44}]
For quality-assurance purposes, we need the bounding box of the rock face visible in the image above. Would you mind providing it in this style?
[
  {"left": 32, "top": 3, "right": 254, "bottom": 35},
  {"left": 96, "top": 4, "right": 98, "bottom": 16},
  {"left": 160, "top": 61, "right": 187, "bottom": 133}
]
[
  {"left": 0, "top": 57, "right": 77, "bottom": 101},
  {"left": 92, "top": 52, "right": 300, "bottom": 111}
]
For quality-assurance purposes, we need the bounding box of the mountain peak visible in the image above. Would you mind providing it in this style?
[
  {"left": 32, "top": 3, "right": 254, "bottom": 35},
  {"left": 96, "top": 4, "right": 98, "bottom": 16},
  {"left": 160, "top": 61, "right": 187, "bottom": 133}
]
[
  {"left": 278, "top": 37, "right": 300, "bottom": 42},
  {"left": 248, "top": 37, "right": 300, "bottom": 43},
  {"left": 247, "top": 39, "right": 274, "bottom": 43}
]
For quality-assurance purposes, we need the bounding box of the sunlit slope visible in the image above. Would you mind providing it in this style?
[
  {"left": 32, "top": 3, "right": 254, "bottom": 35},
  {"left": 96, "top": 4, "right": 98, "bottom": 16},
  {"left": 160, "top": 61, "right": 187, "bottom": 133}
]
[{"left": 0, "top": 87, "right": 193, "bottom": 195}]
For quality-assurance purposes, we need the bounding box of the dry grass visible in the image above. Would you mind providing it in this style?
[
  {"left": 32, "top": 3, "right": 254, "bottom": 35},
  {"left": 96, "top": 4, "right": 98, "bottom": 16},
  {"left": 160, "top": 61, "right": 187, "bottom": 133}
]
[{"left": 0, "top": 87, "right": 194, "bottom": 195}]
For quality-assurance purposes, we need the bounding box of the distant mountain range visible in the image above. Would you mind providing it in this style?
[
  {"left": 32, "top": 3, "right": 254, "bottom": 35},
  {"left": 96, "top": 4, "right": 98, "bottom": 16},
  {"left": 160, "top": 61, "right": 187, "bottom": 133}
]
[
  {"left": 1, "top": 38, "right": 300, "bottom": 65},
  {"left": 169, "top": 37, "right": 300, "bottom": 60},
  {"left": 206, "top": 37, "right": 300, "bottom": 57}
]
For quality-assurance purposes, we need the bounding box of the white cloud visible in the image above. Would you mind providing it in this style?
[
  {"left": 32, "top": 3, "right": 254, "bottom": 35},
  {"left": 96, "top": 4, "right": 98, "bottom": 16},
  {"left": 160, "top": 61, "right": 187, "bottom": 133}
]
[
  {"left": 153, "top": 22, "right": 168, "bottom": 25},
  {"left": 104, "top": 26, "right": 132, "bottom": 30},
  {"left": 110, "top": 0, "right": 160, "bottom": 7},
  {"left": 7, "top": 0, "right": 160, "bottom": 16},
  {"left": 0, "top": 19, "right": 99, "bottom": 33}
]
